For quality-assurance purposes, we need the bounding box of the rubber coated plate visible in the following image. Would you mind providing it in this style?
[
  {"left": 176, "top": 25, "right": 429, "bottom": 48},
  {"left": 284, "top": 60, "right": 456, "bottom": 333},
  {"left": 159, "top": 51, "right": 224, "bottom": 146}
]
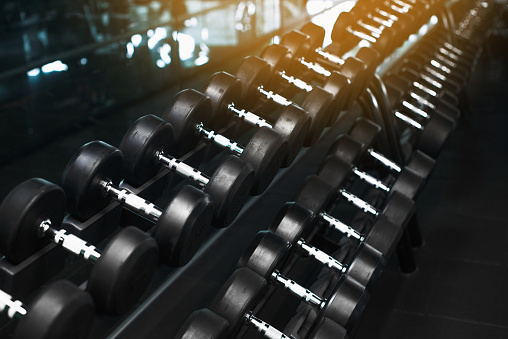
[
  {"left": 330, "top": 12, "right": 354, "bottom": 45},
  {"left": 119, "top": 115, "right": 173, "bottom": 186},
  {"left": 317, "top": 155, "right": 353, "bottom": 192},
  {"left": 349, "top": 117, "right": 381, "bottom": 151},
  {"left": 241, "top": 127, "right": 288, "bottom": 195},
  {"left": 327, "top": 135, "right": 364, "bottom": 164},
  {"left": 320, "top": 274, "right": 370, "bottom": 330},
  {"left": 273, "top": 105, "right": 311, "bottom": 167},
  {"left": 154, "top": 185, "right": 213, "bottom": 267},
  {"left": 175, "top": 308, "right": 229, "bottom": 339},
  {"left": 300, "top": 22, "right": 326, "bottom": 51},
  {"left": 269, "top": 202, "right": 315, "bottom": 245},
  {"left": 308, "top": 317, "right": 348, "bottom": 339},
  {"left": 322, "top": 71, "right": 351, "bottom": 125},
  {"left": 355, "top": 47, "right": 380, "bottom": 84},
  {"left": 347, "top": 243, "right": 385, "bottom": 290},
  {"left": 338, "top": 57, "right": 368, "bottom": 110},
  {"left": 62, "top": 140, "right": 124, "bottom": 220},
  {"left": 0, "top": 178, "right": 66, "bottom": 264},
  {"left": 280, "top": 30, "right": 312, "bottom": 60},
  {"left": 16, "top": 280, "right": 95, "bottom": 339},
  {"left": 202, "top": 72, "right": 243, "bottom": 128},
  {"left": 365, "top": 214, "right": 403, "bottom": 259},
  {"left": 204, "top": 155, "right": 255, "bottom": 228},
  {"left": 210, "top": 268, "right": 268, "bottom": 336},
  {"left": 417, "top": 112, "right": 454, "bottom": 158},
  {"left": 293, "top": 175, "right": 336, "bottom": 215},
  {"left": 260, "top": 44, "right": 294, "bottom": 90},
  {"left": 381, "top": 191, "right": 415, "bottom": 229},
  {"left": 407, "top": 150, "right": 435, "bottom": 180},
  {"left": 235, "top": 56, "right": 271, "bottom": 109},
  {"left": 162, "top": 89, "right": 213, "bottom": 157},
  {"left": 237, "top": 231, "right": 291, "bottom": 279},
  {"left": 391, "top": 167, "right": 424, "bottom": 200},
  {"left": 88, "top": 226, "right": 158, "bottom": 315},
  {"left": 301, "top": 87, "right": 334, "bottom": 146}
]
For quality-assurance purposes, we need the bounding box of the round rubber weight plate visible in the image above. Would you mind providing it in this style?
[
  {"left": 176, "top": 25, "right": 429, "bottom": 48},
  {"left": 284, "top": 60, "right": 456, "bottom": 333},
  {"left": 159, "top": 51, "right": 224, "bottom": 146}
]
[
  {"left": 417, "top": 112, "right": 454, "bottom": 158},
  {"left": 293, "top": 175, "right": 336, "bottom": 215},
  {"left": 391, "top": 167, "right": 424, "bottom": 200},
  {"left": 317, "top": 155, "right": 353, "bottom": 192},
  {"left": 237, "top": 230, "right": 291, "bottom": 279},
  {"left": 365, "top": 214, "right": 403, "bottom": 259},
  {"left": 0, "top": 178, "right": 66, "bottom": 264},
  {"left": 162, "top": 89, "right": 213, "bottom": 157},
  {"left": 204, "top": 155, "right": 255, "bottom": 228},
  {"left": 119, "top": 115, "right": 173, "bottom": 186},
  {"left": 269, "top": 202, "right": 314, "bottom": 245},
  {"left": 16, "top": 280, "right": 95, "bottom": 339},
  {"left": 347, "top": 243, "right": 385, "bottom": 290},
  {"left": 308, "top": 317, "right": 348, "bottom": 339},
  {"left": 241, "top": 127, "right": 288, "bottom": 195},
  {"left": 300, "top": 22, "right": 326, "bottom": 51},
  {"left": 203, "top": 72, "right": 243, "bottom": 129},
  {"left": 235, "top": 56, "right": 270, "bottom": 109},
  {"left": 382, "top": 191, "right": 415, "bottom": 229},
  {"left": 280, "top": 30, "right": 312, "bottom": 60},
  {"left": 339, "top": 57, "right": 368, "bottom": 110},
  {"left": 273, "top": 105, "right": 311, "bottom": 167},
  {"left": 62, "top": 140, "right": 124, "bottom": 221},
  {"left": 210, "top": 268, "right": 268, "bottom": 336},
  {"left": 88, "top": 226, "right": 158, "bottom": 315},
  {"left": 407, "top": 150, "right": 435, "bottom": 180},
  {"left": 327, "top": 135, "right": 364, "bottom": 164},
  {"left": 320, "top": 274, "right": 370, "bottom": 330},
  {"left": 175, "top": 308, "right": 229, "bottom": 339},
  {"left": 260, "top": 44, "right": 293, "bottom": 90},
  {"left": 349, "top": 118, "right": 381, "bottom": 150},
  {"left": 322, "top": 71, "right": 351, "bottom": 125},
  {"left": 301, "top": 87, "right": 334, "bottom": 146},
  {"left": 154, "top": 185, "right": 213, "bottom": 267}
]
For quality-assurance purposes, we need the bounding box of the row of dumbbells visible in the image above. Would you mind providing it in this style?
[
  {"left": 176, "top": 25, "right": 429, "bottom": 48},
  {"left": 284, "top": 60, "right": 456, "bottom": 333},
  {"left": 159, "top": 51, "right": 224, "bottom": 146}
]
[{"left": 0, "top": 0, "right": 498, "bottom": 338}]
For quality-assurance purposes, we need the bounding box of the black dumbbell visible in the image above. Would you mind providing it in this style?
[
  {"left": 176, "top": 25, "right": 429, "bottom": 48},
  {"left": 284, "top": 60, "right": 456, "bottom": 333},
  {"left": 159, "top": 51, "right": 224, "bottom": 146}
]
[
  {"left": 260, "top": 43, "right": 351, "bottom": 126},
  {"left": 202, "top": 71, "right": 311, "bottom": 167},
  {"left": 330, "top": 117, "right": 435, "bottom": 184},
  {"left": 234, "top": 56, "right": 334, "bottom": 146},
  {"left": 294, "top": 175, "right": 404, "bottom": 260},
  {"left": 175, "top": 308, "right": 229, "bottom": 339},
  {"left": 62, "top": 140, "right": 213, "bottom": 267},
  {"left": 269, "top": 202, "right": 384, "bottom": 290},
  {"left": 162, "top": 89, "right": 288, "bottom": 195},
  {"left": 237, "top": 230, "right": 369, "bottom": 330},
  {"left": 119, "top": 114, "right": 255, "bottom": 228},
  {"left": 0, "top": 178, "right": 158, "bottom": 315},
  {"left": 0, "top": 280, "right": 94, "bottom": 339},
  {"left": 279, "top": 30, "right": 373, "bottom": 111},
  {"left": 210, "top": 267, "right": 349, "bottom": 338}
]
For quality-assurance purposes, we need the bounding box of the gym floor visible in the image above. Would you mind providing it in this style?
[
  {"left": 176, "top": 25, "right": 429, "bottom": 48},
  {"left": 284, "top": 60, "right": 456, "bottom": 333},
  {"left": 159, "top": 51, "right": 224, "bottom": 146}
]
[
  {"left": 0, "top": 19, "right": 507, "bottom": 339},
  {"left": 355, "top": 36, "right": 508, "bottom": 338}
]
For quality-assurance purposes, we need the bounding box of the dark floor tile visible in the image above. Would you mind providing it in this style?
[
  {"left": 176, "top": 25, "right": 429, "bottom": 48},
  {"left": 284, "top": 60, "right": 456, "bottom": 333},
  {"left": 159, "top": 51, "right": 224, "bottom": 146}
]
[{"left": 427, "top": 258, "right": 508, "bottom": 327}]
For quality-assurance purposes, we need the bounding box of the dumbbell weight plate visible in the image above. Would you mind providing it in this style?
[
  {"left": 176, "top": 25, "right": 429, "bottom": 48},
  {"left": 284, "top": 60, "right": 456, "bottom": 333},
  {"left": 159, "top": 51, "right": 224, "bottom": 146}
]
[
  {"left": 308, "top": 317, "right": 349, "bottom": 339},
  {"left": 162, "top": 89, "right": 213, "bottom": 157},
  {"left": 88, "top": 226, "right": 158, "bottom": 315},
  {"left": 119, "top": 114, "right": 174, "bottom": 186},
  {"left": 301, "top": 87, "right": 334, "bottom": 146},
  {"left": 235, "top": 56, "right": 272, "bottom": 110},
  {"left": 0, "top": 178, "right": 66, "bottom": 264},
  {"left": 273, "top": 105, "right": 311, "bottom": 167},
  {"left": 15, "top": 280, "right": 95, "bottom": 339},
  {"left": 203, "top": 72, "right": 243, "bottom": 129},
  {"left": 415, "top": 111, "right": 455, "bottom": 158},
  {"left": 153, "top": 185, "right": 213, "bottom": 267},
  {"left": 62, "top": 140, "right": 124, "bottom": 221},
  {"left": 175, "top": 308, "right": 229, "bottom": 339}
]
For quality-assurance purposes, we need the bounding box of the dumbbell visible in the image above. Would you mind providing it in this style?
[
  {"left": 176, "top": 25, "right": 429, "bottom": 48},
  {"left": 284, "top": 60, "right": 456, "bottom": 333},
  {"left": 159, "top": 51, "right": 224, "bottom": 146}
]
[
  {"left": 210, "top": 267, "right": 349, "bottom": 338},
  {"left": 259, "top": 44, "right": 351, "bottom": 126},
  {"left": 279, "top": 29, "right": 374, "bottom": 111},
  {"left": 62, "top": 140, "right": 213, "bottom": 267},
  {"left": 119, "top": 114, "right": 255, "bottom": 228},
  {"left": 162, "top": 89, "right": 289, "bottom": 195},
  {"left": 237, "top": 230, "right": 370, "bottom": 329},
  {"left": 202, "top": 71, "right": 311, "bottom": 167},
  {"left": 331, "top": 117, "right": 435, "bottom": 183},
  {"left": 0, "top": 280, "right": 94, "bottom": 339},
  {"left": 269, "top": 202, "right": 384, "bottom": 290},
  {"left": 175, "top": 308, "right": 229, "bottom": 339},
  {"left": 0, "top": 178, "right": 158, "bottom": 315},
  {"left": 234, "top": 56, "right": 334, "bottom": 146},
  {"left": 294, "top": 175, "right": 405, "bottom": 260}
]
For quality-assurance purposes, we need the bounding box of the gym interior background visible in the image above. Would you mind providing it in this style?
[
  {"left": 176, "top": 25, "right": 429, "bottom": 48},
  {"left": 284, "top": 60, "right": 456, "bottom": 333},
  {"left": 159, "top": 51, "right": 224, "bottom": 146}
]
[{"left": 0, "top": 0, "right": 507, "bottom": 338}]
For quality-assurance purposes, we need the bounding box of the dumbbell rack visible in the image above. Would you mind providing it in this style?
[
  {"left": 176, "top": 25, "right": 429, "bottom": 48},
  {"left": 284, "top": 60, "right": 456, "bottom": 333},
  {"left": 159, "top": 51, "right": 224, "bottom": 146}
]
[{"left": 0, "top": 0, "right": 501, "bottom": 338}]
